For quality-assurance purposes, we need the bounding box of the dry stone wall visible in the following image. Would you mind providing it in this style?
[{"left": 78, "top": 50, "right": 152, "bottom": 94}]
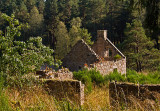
[
  {"left": 109, "top": 82, "right": 160, "bottom": 110},
  {"left": 62, "top": 40, "right": 99, "bottom": 71},
  {"left": 44, "top": 80, "right": 84, "bottom": 105},
  {"left": 91, "top": 58, "right": 126, "bottom": 75},
  {"left": 62, "top": 30, "right": 126, "bottom": 75},
  {"left": 36, "top": 68, "right": 73, "bottom": 80}
]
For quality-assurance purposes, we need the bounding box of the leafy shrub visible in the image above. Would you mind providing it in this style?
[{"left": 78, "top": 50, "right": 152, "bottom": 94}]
[
  {"left": 0, "top": 14, "right": 55, "bottom": 77},
  {"left": 7, "top": 73, "right": 41, "bottom": 89},
  {"left": 114, "top": 54, "right": 121, "bottom": 60},
  {"left": 0, "top": 14, "right": 58, "bottom": 88},
  {"left": 73, "top": 68, "right": 104, "bottom": 92},
  {"left": 104, "top": 69, "right": 160, "bottom": 84},
  {"left": 126, "top": 69, "right": 160, "bottom": 84},
  {"left": 104, "top": 70, "right": 126, "bottom": 83},
  {"left": 89, "top": 69, "right": 104, "bottom": 85}
]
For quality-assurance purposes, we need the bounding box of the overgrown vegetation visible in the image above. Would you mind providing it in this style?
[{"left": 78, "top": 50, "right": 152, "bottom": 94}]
[
  {"left": 73, "top": 68, "right": 160, "bottom": 92},
  {"left": 0, "top": 75, "right": 12, "bottom": 111},
  {"left": 0, "top": 0, "right": 159, "bottom": 65},
  {"left": 122, "top": 20, "right": 160, "bottom": 72},
  {"left": 0, "top": 13, "right": 58, "bottom": 88},
  {"left": 0, "top": 0, "right": 159, "bottom": 110},
  {"left": 73, "top": 68, "right": 104, "bottom": 92},
  {"left": 105, "top": 69, "right": 160, "bottom": 84}
]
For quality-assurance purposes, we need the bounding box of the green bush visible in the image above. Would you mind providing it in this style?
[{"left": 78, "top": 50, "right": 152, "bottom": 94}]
[
  {"left": 126, "top": 69, "right": 160, "bottom": 84},
  {"left": 6, "top": 73, "right": 41, "bottom": 89},
  {"left": 73, "top": 68, "right": 104, "bottom": 92},
  {"left": 114, "top": 54, "right": 121, "bottom": 60},
  {"left": 104, "top": 70, "right": 126, "bottom": 83},
  {"left": 0, "top": 13, "right": 55, "bottom": 78},
  {"left": 74, "top": 68, "right": 160, "bottom": 92},
  {"left": 104, "top": 69, "right": 160, "bottom": 84},
  {"left": 89, "top": 69, "right": 104, "bottom": 85}
]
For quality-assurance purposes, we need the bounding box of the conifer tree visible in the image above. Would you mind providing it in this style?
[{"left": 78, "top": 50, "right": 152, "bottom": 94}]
[
  {"left": 122, "top": 20, "right": 160, "bottom": 71},
  {"left": 38, "top": 0, "right": 45, "bottom": 14},
  {"left": 29, "top": 6, "right": 44, "bottom": 37},
  {"left": 44, "top": 0, "right": 59, "bottom": 48},
  {"left": 17, "top": 1, "right": 29, "bottom": 22}
]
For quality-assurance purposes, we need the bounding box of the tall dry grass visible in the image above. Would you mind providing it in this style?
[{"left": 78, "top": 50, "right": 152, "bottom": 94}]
[
  {"left": 6, "top": 86, "right": 57, "bottom": 111},
  {"left": 4, "top": 84, "right": 160, "bottom": 111},
  {"left": 5, "top": 85, "right": 111, "bottom": 111},
  {"left": 83, "top": 86, "right": 111, "bottom": 111}
]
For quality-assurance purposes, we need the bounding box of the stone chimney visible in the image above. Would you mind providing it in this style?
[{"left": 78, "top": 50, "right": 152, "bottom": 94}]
[{"left": 97, "top": 30, "right": 107, "bottom": 40}]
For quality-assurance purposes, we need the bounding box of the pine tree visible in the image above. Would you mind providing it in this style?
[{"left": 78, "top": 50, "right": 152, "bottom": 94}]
[
  {"left": 44, "top": 0, "right": 59, "bottom": 48},
  {"left": 26, "top": 0, "right": 36, "bottom": 11},
  {"left": 122, "top": 19, "right": 160, "bottom": 71},
  {"left": 17, "top": 1, "right": 29, "bottom": 22},
  {"left": 128, "top": 0, "right": 160, "bottom": 49},
  {"left": 29, "top": 6, "right": 44, "bottom": 37},
  {"left": 38, "top": 0, "right": 45, "bottom": 14},
  {"left": 58, "top": 0, "right": 79, "bottom": 23}
]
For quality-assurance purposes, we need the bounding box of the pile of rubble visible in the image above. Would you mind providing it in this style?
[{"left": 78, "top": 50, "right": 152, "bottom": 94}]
[{"left": 36, "top": 68, "right": 73, "bottom": 80}]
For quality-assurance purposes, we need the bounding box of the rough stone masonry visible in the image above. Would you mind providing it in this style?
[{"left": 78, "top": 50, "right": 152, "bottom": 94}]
[{"left": 62, "top": 30, "right": 126, "bottom": 75}]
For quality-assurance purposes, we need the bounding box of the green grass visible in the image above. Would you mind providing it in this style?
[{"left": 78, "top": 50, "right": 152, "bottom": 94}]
[
  {"left": 74, "top": 68, "right": 160, "bottom": 89},
  {"left": 73, "top": 68, "right": 104, "bottom": 92},
  {"left": 0, "top": 72, "right": 12, "bottom": 111},
  {"left": 105, "top": 69, "right": 160, "bottom": 84}
]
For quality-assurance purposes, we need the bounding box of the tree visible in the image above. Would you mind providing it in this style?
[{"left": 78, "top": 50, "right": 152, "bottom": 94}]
[
  {"left": 80, "top": 0, "right": 106, "bottom": 34},
  {"left": 16, "top": 1, "right": 29, "bottom": 23},
  {"left": 28, "top": 6, "right": 44, "bottom": 37},
  {"left": 58, "top": 0, "right": 79, "bottom": 23},
  {"left": 54, "top": 21, "right": 70, "bottom": 59},
  {"left": 144, "top": 0, "right": 160, "bottom": 49},
  {"left": 26, "top": 0, "right": 36, "bottom": 11},
  {"left": 38, "top": 0, "right": 45, "bottom": 14},
  {"left": 69, "top": 17, "right": 93, "bottom": 47},
  {"left": 44, "top": 0, "right": 59, "bottom": 48},
  {"left": 122, "top": 20, "right": 160, "bottom": 71},
  {"left": 126, "top": 0, "right": 160, "bottom": 49},
  {"left": 0, "top": 13, "right": 54, "bottom": 77}
]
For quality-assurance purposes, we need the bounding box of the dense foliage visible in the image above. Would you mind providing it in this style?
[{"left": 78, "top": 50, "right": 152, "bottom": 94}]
[
  {"left": 0, "top": 0, "right": 159, "bottom": 64},
  {"left": 0, "top": 1, "right": 159, "bottom": 110},
  {"left": 74, "top": 68, "right": 160, "bottom": 92},
  {"left": 73, "top": 68, "right": 104, "bottom": 92},
  {"left": 105, "top": 69, "right": 160, "bottom": 84},
  {"left": 122, "top": 20, "right": 160, "bottom": 71},
  {"left": 0, "top": 75, "right": 12, "bottom": 110},
  {"left": 0, "top": 13, "right": 55, "bottom": 85}
]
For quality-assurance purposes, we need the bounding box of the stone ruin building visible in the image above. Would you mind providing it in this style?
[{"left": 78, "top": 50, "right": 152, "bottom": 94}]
[{"left": 62, "top": 30, "right": 126, "bottom": 75}]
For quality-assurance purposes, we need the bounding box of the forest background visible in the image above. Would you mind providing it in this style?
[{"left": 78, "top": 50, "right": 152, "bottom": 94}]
[{"left": 0, "top": 0, "right": 160, "bottom": 72}]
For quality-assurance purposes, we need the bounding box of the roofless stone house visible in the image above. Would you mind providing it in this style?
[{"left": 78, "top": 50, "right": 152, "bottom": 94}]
[{"left": 62, "top": 30, "right": 126, "bottom": 75}]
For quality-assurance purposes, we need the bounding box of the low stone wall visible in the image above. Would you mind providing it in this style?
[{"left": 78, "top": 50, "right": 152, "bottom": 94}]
[
  {"left": 43, "top": 80, "right": 84, "bottom": 105},
  {"left": 54, "top": 72, "right": 73, "bottom": 80},
  {"left": 109, "top": 82, "right": 160, "bottom": 110},
  {"left": 36, "top": 68, "right": 73, "bottom": 80},
  {"left": 92, "top": 58, "right": 126, "bottom": 75}
]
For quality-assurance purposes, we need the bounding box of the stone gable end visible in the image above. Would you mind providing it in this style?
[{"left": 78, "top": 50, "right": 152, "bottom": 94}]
[
  {"left": 62, "top": 30, "right": 126, "bottom": 75},
  {"left": 62, "top": 40, "right": 99, "bottom": 71}
]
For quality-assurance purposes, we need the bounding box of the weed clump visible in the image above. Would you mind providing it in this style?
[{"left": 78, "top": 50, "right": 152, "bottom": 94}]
[
  {"left": 73, "top": 68, "right": 104, "bottom": 92},
  {"left": 104, "top": 69, "right": 160, "bottom": 84},
  {"left": 0, "top": 73, "right": 12, "bottom": 111}
]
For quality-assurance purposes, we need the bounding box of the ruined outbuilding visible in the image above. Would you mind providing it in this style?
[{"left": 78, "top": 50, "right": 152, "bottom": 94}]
[{"left": 62, "top": 30, "right": 126, "bottom": 75}]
